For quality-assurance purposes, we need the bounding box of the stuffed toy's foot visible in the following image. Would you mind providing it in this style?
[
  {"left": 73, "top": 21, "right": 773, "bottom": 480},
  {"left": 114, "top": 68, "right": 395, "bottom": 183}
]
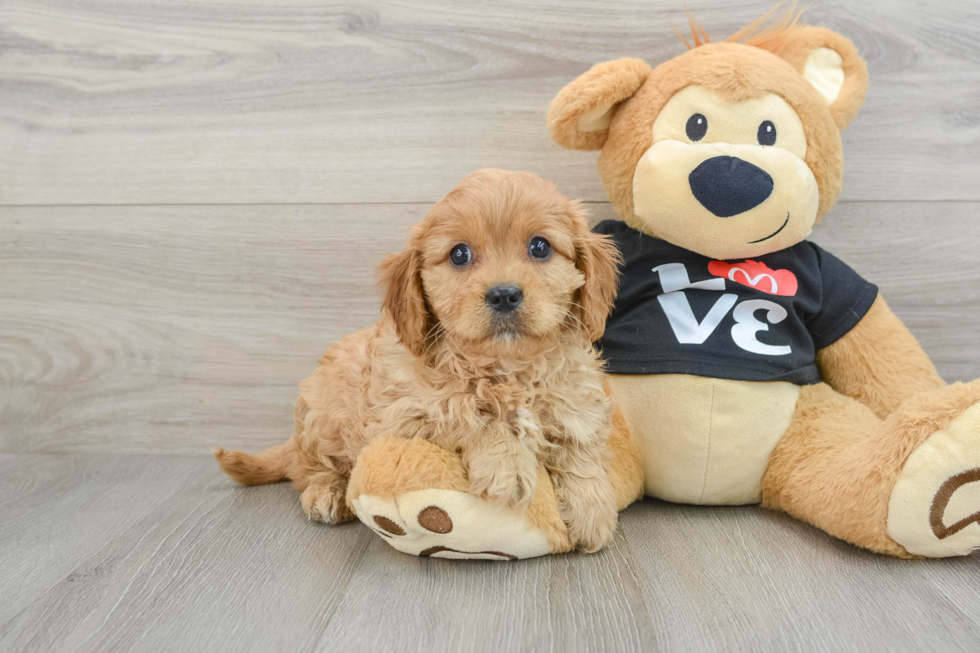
[
  {"left": 888, "top": 385, "right": 980, "bottom": 557},
  {"left": 763, "top": 380, "right": 980, "bottom": 558},
  {"left": 346, "top": 437, "right": 573, "bottom": 560}
]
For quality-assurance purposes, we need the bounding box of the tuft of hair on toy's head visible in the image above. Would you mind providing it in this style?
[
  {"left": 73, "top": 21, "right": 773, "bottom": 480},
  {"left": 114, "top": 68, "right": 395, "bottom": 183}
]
[{"left": 674, "top": 3, "right": 807, "bottom": 53}]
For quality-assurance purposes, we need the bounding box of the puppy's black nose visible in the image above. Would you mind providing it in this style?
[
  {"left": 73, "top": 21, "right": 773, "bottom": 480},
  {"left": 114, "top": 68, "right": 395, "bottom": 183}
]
[
  {"left": 689, "top": 156, "right": 773, "bottom": 217},
  {"left": 485, "top": 285, "right": 523, "bottom": 313}
]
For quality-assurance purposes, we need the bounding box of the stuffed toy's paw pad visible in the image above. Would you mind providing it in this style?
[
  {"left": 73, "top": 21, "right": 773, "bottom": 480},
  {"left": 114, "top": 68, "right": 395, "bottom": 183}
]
[
  {"left": 351, "top": 489, "right": 553, "bottom": 560},
  {"left": 346, "top": 436, "right": 572, "bottom": 560},
  {"left": 889, "top": 400, "right": 980, "bottom": 557}
]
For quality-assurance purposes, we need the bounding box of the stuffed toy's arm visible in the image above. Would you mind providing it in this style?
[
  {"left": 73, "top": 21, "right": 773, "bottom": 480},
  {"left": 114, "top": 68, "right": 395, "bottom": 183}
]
[{"left": 816, "top": 295, "right": 945, "bottom": 418}]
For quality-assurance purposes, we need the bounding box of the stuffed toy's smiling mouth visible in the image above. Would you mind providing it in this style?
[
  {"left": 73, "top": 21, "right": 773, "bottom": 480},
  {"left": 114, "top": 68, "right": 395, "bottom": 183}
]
[{"left": 748, "top": 211, "right": 791, "bottom": 244}]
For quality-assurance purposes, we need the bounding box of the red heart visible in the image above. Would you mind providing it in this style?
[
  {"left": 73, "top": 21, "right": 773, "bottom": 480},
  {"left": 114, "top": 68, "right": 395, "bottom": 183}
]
[{"left": 708, "top": 260, "right": 798, "bottom": 297}]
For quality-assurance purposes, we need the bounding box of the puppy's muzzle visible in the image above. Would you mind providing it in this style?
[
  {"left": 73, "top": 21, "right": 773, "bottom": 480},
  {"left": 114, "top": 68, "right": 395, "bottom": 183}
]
[{"left": 485, "top": 284, "right": 523, "bottom": 314}]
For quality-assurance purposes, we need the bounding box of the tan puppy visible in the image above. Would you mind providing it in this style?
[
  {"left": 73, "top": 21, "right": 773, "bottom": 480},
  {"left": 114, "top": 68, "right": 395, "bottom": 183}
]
[{"left": 215, "top": 169, "right": 622, "bottom": 552}]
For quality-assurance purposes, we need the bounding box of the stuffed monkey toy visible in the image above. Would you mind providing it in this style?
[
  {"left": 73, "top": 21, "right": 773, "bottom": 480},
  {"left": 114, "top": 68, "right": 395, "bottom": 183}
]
[{"left": 346, "top": 13, "right": 980, "bottom": 559}]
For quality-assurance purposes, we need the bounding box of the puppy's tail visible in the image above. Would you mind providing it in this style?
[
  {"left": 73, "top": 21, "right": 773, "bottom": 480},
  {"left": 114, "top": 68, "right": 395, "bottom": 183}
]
[{"left": 213, "top": 437, "right": 296, "bottom": 486}]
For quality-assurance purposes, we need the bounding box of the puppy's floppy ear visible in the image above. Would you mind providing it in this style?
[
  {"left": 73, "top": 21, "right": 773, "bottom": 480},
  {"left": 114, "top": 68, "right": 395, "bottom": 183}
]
[
  {"left": 771, "top": 26, "right": 869, "bottom": 130},
  {"left": 547, "top": 58, "right": 652, "bottom": 151},
  {"left": 569, "top": 204, "right": 621, "bottom": 341},
  {"left": 378, "top": 233, "right": 431, "bottom": 357}
]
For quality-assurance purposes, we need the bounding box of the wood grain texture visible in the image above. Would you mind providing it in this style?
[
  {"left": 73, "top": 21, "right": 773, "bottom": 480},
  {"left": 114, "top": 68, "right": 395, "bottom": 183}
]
[
  {"left": 0, "top": 455, "right": 976, "bottom": 653},
  {"left": 0, "top": 455, "right": 210, "bottom": 623},
  {"left": 317, "top": 533, "right": 658, "bottom": 653},
  {"left": 2, "top": 201, "right": 978, "bottom": 454},
  {"left": 618, "top": 501, "right": 980, "bottom": 652},
  {"left": 0, "top": 203, "right": 421, "bottom": 454},
  {"left": 2, "top": 0, "right": 980, "bottom": 205},
  {"left": 0, "top": 456, "right": 375, "bottom": 653}
]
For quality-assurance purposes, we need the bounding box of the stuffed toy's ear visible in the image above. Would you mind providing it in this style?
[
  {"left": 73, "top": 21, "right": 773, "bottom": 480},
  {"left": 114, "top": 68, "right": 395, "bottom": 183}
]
[
  {"left": 772, "top": 26, "right": 869, "bottom": 130},
  {"left": 547, "top": 58, "right": 652, "bottom": 151}
]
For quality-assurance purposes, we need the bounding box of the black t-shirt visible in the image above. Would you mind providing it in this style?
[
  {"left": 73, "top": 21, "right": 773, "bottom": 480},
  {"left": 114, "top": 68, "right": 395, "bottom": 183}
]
[{"left": 593, "top": 220, "right": 878, "bottom": 385}]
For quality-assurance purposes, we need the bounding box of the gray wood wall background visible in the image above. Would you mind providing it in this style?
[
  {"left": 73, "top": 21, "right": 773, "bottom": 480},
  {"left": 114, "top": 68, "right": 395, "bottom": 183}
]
[{"left": 2, "top": 0, "right": 979, "bottom": 454}]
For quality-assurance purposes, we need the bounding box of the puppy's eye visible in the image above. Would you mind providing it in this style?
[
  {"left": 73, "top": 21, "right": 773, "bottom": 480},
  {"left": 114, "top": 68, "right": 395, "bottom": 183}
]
[
  {"left": 528, "top": 237, "right": 552, "bottom": 260},
  {"left": 686, "top": 113, "right": 707, "bottom": 141},
  {"left": 449, "top": 244, "right": 472, "bottom": 267},
  {"left": 757, "top": 120, "right": 776, "bottom": 146}
]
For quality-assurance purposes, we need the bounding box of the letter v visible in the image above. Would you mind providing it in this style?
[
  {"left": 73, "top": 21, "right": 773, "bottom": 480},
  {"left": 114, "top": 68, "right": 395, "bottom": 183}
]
[{"left": 653, "top": 264, "right": 736, "bottom": 344}]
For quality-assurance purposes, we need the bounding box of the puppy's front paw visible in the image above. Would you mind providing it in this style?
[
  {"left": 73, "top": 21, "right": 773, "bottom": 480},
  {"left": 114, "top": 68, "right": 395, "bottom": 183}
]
[
  {"left": 567, "top": 504, "right": 617, "bottom": 554},
  {"left": 556, "top": 476, "right": 618, "bottom": 554},
  {"left": 466, "top": 448, "right": 538, "bottom": 511}
]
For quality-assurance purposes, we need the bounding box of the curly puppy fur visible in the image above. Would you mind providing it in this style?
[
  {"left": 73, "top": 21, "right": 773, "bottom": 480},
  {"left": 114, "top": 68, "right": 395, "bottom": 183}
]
[{"left": 215, "top": 169, "right": 623, "bottom": 552}]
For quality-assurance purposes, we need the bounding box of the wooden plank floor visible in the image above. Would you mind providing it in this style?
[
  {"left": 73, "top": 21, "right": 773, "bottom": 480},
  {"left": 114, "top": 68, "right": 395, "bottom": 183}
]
[
  {"left": 0, "top": 455, "right": 978, "bottom": 653},
  {"left": 2, "top": 0, "right": 979, "bottom": 650}
]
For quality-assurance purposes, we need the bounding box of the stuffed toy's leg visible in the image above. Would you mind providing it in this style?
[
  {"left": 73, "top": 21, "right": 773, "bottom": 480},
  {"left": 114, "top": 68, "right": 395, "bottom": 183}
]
[
  {"left": 761, "top": 380, "right": 980, "bottom": 558},
  {"left": 346, "top": 408, "right": 644, "bottom": 560}
]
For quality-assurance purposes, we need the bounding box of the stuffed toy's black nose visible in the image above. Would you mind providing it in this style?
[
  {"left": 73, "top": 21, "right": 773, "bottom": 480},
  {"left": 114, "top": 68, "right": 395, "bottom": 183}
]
[
  {"left": 689, "top": 156, "right": 774, "bottom": 217},
  {"left": 485, "top": 285, "right": 523, "bottom": 313}
]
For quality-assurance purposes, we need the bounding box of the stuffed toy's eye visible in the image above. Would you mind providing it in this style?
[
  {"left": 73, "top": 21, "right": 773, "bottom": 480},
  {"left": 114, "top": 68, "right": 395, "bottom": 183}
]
[
  {"left": 528, "top": 236, "right": 552, "bottom": 260},
  {"left": 686, "top": 113, "right": 708, "bottom": 141},
  {"left": 757, "top": 120, "right": 777, "bottom": 146},
  {"left": 450, "top": 244, "right": 472, "bottom": 267}
]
